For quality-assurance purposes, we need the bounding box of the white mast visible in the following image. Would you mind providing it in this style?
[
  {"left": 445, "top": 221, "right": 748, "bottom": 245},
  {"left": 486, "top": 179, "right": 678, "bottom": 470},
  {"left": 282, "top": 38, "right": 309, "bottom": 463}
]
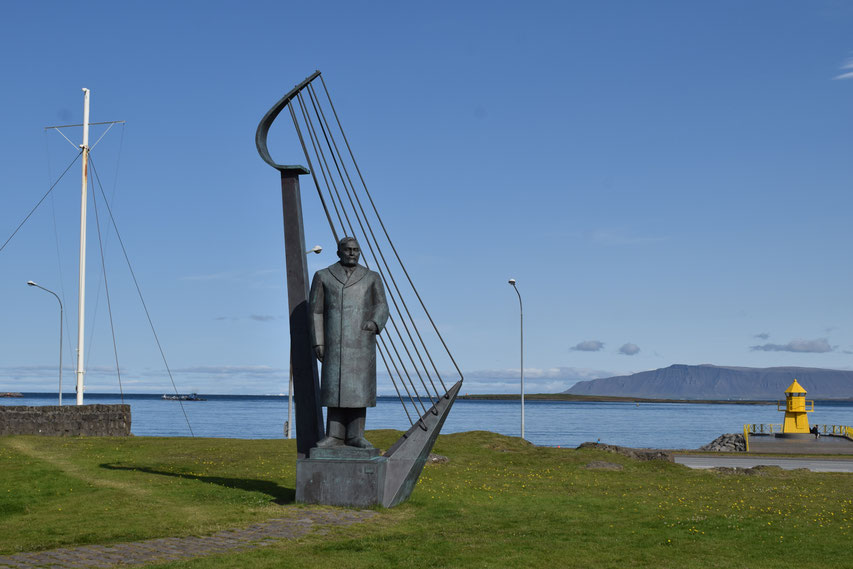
[{"left": 76, "top": 88, "right": 90, "bottom": 405}]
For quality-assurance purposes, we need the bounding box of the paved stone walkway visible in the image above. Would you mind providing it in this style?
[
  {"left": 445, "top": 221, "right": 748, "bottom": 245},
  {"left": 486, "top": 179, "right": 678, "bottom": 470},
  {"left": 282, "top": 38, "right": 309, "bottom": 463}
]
[
  {"left": 0, "top": 509, "right": 376, "bottom": 569},
  {"left": 676, "top": 455, "right": 853, "bottom": 473}
]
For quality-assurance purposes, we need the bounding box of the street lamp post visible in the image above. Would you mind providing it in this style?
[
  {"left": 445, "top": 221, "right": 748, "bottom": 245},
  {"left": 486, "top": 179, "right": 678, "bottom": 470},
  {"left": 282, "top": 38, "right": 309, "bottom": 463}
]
[
  {"left": 286, "top": 245, "right": 324, "bottom": 439},
  {"left": 508, "top": 278, "right": 524, "bottom": 439},
  {"left": 27, "top": 281, "right": 64, "bottom": 406}
]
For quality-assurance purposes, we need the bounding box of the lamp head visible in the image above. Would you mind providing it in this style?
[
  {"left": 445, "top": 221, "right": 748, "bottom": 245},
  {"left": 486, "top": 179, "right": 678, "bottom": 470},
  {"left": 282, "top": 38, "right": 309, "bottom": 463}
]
[
  {"left": 508, "top": 278, "right": 516, "bottom": 286},
  {"left": 309, "top": 245, "right": 323, "bottom": 254},
  {"left": 27, "top": 281, "right": 36, "bottom": 287}
]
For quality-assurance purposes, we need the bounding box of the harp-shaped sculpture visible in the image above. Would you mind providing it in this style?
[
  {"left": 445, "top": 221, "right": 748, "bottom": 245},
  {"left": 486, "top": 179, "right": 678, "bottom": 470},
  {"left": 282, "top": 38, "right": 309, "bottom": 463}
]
[{"left": 256, "top": 71, "right": 463, "bottom": 507}]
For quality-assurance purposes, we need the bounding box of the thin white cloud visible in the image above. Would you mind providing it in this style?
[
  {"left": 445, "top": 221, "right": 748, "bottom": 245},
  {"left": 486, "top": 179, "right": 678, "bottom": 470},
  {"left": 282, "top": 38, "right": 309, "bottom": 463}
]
[
  {"left": 249, "top": 314, "right": 277, "bottom": 322},
  {"left": 588, "top": 229, "right": 666, "bottom": 246},
  {"left": 833, "top": 57, "right": 853, "bottom": 80},
  {"left": 440, "top": 377, "right": 579, "bottom": 394},
  {"left": 0, "top": 364, "right": 121, "bottom": 377},
  {"left": 214, "top": 315, "right": 281, "bottom": 322},
  {"left": 461, "top": 366, "right": 613, "bottom": 381},
  {"left": 0, "top": 363, "right": 298, "bottom": 394},
  {"left": 415, "top": 366, "right": 614, "bottom": 394},
  {"left": 2, "top": 363, "right": 617, "bottom": 396},
  {"left": 619, "top": 343, "right": 640, "bottom": 356},
  {"left": 750, "top": 338, "right": 833, "bottom": 353},
  {"left": 571, "top": 340, "right": 605, "bottom": 352},
  {"left": 173, "top": 365, "right": 285, "bottom": 377},
  {"left": 179, "top": 269, "right": 279, "bottom": 282}
]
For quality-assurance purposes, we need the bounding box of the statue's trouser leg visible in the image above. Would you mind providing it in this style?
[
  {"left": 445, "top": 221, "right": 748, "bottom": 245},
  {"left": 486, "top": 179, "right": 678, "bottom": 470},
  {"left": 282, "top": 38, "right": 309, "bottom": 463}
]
[
  {"left": 344, "top": 407, "right": 372, "bottom": 448},
  {"left": 314, "top": 407, "right": 346, "bottom": 447},
  {"left": 326, "top": 407, "right": 346, "bottom": 439}
]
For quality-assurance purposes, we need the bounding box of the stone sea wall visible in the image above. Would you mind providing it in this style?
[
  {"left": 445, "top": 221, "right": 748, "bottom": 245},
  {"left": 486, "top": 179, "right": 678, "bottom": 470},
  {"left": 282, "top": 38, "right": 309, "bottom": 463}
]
[{"left": 0, "top": 404, "right": 131, "bottom": 436}]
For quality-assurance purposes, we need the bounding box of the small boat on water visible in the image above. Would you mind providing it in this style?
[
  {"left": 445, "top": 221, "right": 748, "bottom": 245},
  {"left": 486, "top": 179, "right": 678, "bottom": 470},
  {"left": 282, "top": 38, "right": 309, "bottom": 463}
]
[
  {"left": 162, "top": 393, "right": 206, "bottom": 401},
  {"left": 0, "top": 392, "right": 23, "bottom": 398}
]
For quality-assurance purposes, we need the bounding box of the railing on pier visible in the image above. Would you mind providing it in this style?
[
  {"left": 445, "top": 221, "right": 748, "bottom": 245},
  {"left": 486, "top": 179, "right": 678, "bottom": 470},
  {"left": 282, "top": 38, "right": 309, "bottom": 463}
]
[
  {"left": 776, "top": 400, "right": 814, "bottom": 412},
  {"left": 744, "top": 423, "right": 783, "bottom": 435},
  {"left": 818, "top": 424, "right": 853, "bottom": 438},
  {"left": 743, "top": 423, "right": 853, "bottom": 452}
]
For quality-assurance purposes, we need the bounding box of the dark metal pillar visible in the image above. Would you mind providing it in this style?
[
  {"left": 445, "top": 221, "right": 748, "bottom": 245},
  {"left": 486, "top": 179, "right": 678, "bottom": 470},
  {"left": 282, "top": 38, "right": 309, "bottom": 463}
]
[{"left": 278, "top": 166, "right": 323, "bottom": 457}]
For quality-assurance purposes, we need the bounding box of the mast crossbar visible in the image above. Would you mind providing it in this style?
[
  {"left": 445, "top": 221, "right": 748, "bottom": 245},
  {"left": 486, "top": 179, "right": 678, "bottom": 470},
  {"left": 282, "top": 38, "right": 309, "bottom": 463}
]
[{"left": 44, "top": 120, "right": 125, "bottom": 130}]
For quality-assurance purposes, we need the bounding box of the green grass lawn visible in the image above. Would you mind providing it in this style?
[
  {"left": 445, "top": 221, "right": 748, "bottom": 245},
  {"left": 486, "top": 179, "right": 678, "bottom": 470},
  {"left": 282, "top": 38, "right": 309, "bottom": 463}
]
[{"left": 2, "top": 431, "right": 852, "bottom": 568}]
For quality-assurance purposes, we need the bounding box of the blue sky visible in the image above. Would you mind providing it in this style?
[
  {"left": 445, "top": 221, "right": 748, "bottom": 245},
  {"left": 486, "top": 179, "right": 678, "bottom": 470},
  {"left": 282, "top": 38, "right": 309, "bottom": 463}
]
[{"left": 2, "top": 1, "right": 853, "bottom": 395}]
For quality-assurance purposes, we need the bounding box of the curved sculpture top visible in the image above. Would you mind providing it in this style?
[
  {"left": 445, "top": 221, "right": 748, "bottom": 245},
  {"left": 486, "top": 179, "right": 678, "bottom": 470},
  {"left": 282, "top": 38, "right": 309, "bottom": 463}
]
[{"left": 255, "top": 70, "right": 321, "bottom": 172}]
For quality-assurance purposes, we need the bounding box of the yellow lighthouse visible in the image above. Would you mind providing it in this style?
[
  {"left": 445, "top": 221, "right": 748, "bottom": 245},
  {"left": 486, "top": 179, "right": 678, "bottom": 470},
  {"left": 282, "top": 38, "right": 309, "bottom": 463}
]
[{"left": 778, "top": 379, "right": 814, "bottom": 435}]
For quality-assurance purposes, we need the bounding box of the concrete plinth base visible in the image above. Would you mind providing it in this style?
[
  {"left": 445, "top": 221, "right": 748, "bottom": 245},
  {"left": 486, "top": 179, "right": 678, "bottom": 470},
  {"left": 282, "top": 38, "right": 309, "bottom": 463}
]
[
  {"left": 296, "top": 456, "right": 387, "bottom": 508},
  {"left": 295, "top": 381, "right": 463, "bottom": 509}
]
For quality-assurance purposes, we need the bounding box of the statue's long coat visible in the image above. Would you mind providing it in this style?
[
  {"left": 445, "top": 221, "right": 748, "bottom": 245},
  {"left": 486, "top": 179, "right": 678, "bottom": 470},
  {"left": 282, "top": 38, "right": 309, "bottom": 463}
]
[{"left": 309, "top": 262, "right": 389, "bottom": 408}]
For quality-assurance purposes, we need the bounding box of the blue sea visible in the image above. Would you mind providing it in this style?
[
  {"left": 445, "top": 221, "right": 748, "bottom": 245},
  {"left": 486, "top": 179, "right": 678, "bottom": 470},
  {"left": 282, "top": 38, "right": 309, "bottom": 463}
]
[{"left": 3, "top": 393, "right": 852, "bottom": 449}]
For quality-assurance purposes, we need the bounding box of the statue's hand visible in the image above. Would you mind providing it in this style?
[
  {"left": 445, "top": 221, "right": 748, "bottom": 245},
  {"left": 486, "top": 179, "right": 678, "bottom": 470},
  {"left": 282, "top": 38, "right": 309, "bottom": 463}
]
[
  {"left": 362, "top": 320, "right": 378, "bottom": 333},
  {"left": 314, "top": 345, "right": 324, "bottom": 361}
]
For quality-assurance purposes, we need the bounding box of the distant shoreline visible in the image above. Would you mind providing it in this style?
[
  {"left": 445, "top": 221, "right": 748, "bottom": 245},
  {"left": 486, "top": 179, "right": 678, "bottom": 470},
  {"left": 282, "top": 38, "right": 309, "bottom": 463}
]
[
  {"left": 459, "top": 393, "right": 777, "bottom": 405},
  {"left": 7, "top": 392, "right": 852, "bottom": 404}
]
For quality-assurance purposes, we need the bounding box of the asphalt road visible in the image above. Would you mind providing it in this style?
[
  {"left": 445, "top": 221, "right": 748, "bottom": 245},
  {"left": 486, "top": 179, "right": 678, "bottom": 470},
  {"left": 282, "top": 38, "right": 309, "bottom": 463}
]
[{"left": 675, "top": 455, "right": 853, "bottom": 473}]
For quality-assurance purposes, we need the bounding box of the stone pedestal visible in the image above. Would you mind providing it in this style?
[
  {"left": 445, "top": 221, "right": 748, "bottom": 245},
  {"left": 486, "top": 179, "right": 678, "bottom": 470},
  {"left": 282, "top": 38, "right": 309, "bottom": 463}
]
[
  {"left": 295, "top": 381, "right": 462, "bottom": 509},
  {"left": 296, "top": 452, "right": 387, "bottom": 508}
]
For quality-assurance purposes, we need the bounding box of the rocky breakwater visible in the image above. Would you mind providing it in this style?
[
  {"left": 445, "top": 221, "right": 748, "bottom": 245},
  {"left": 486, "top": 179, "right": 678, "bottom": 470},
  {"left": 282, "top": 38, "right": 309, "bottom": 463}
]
[{"left": 700, "top": 433, "right": 746, "bottom": 452}]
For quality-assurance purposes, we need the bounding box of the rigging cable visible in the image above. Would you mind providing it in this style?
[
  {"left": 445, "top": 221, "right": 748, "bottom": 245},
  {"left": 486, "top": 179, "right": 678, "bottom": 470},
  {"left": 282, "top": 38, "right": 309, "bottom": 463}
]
[
  {"left": 307, "top": 83, "right": 444, "bottom": 400},
  {"left": 271, "top": 72, "right": 465, "bottom": 429},
  {"left": 50, "top": 127, "right": 80, "bottom": 150},
  {"left": 319, "top": 75, "right": 462, "bottom": 389},
  {"left": 0, "top": 151, "right": 82, "bottom": 255},
  {"left": 291, "top": 94, "right": 424, "bottom": 422},
  {"left": 297, "top": 93, "right": 434, "bottom": 415},
  {"left": 290, "top": 100, "right": 346, "bottom": 235},
  {"left": 285, "top": 102, "right": 340, "bottom": 244},
  {"left": 41, "top": 124, "right": 127, "bottom": 384},
  {"left": 83, "top": 124, "right": 127, "bottom": 371},
  {"left": 89, "top": 156, "right": 194, "bottom": 436},
  {"left": 297, "top": 90, "right": 439, "bottom": 408},
  {"left": 43, "top": 132, "right": 76, "bottom": 383},
  {"left": 91, "top": 167, "right": 125, "bottom": 403},
  {"left": 294, "top": 92, "right": 430, "bottom": 418},
  {"left": 378, "top": 348, "right": 414, "bottom": 424}
]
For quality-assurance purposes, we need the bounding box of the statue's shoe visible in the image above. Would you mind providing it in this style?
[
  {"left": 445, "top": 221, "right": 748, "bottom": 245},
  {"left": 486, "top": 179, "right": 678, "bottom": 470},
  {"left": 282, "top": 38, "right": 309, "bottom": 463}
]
[
  {"left": 345, "top": 436, "right": 374, "bottom": 449},
  {"left": 315, "top": 436, "right": 344, "bottom": 448}
]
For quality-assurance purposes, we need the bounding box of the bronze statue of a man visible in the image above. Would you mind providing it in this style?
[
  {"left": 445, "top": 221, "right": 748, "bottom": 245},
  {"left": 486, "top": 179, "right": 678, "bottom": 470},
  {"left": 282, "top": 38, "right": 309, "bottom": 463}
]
[{"left": 309, "top": 237, "right": 389, "bottom": 449}]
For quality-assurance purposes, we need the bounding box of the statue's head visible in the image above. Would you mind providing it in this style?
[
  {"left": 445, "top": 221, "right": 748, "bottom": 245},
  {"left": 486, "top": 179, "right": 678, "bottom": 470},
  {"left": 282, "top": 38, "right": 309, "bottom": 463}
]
[{"left": 337, "top": 237, "right": 361, "bottom": 267}]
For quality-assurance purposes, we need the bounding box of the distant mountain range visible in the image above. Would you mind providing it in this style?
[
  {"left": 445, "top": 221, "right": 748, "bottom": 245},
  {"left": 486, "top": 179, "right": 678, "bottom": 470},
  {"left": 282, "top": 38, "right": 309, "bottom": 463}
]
[{"left": 565, "top": 364, "right": 853, "bottom": 400}]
